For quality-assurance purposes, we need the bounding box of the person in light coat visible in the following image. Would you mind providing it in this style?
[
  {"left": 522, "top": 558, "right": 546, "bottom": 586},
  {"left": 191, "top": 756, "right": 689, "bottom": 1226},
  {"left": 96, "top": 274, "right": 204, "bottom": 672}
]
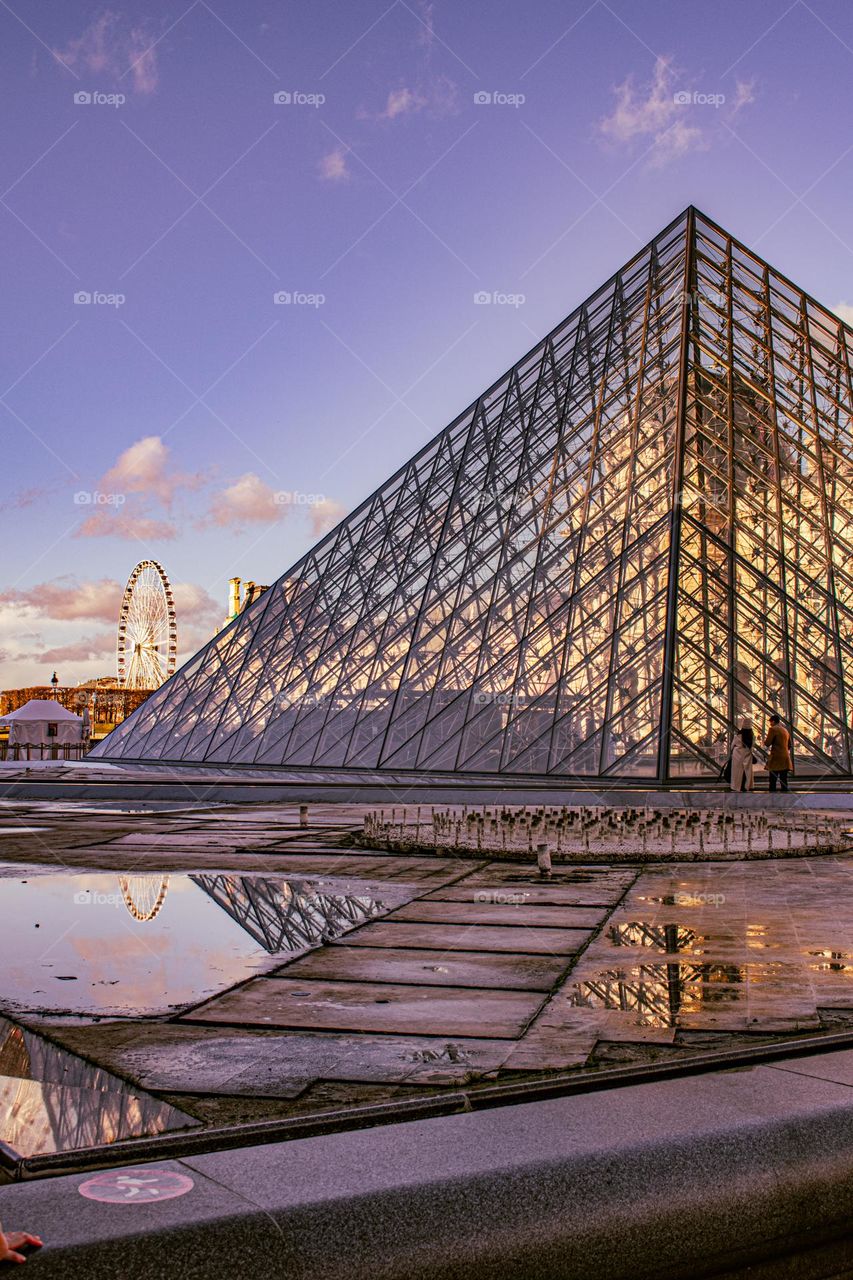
[{"left": 730, "top": 719, "right": 755, "bottom": 792}]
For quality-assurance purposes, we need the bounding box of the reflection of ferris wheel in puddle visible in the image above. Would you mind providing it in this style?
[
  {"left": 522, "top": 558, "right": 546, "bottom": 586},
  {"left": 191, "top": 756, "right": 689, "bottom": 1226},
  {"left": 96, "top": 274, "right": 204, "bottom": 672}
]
[
  {"left": 117, "top": 560, "right": 177, "bottom": 690},
  {"left": 118, "top": 875, "right": 170, "bottom": 922}
]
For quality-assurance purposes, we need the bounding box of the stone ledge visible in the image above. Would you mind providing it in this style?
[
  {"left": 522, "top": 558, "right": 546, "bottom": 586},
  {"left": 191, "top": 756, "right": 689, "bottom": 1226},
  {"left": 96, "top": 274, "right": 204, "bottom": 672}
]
[{"left": 6, "top": 1056, "right": 853, "bottom": 1278}]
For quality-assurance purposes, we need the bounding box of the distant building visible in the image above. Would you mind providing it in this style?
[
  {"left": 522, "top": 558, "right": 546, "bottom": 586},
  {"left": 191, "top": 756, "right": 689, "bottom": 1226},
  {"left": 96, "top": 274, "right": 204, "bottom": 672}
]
[{"left": 223, "top": 577, "right": 270, "bottom": 629}]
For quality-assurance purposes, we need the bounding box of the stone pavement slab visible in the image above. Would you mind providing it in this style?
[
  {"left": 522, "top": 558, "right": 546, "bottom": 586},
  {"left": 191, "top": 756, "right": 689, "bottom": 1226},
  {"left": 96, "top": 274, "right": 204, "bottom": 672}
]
[
  {"left": 183, "top": 976, "right": 545, "bottom": 1037},
  {"left": 386, "top": 899, "right": 607, "bottom": 927},
  {"left": 336, "top": 920, "right": 587, "bottom": 954},
  {"left": 278, "top": 944, "right": 568, "bottom": 991},
  {"left": 53, "top": 1021, "right": 512, "bottom": 1089}
]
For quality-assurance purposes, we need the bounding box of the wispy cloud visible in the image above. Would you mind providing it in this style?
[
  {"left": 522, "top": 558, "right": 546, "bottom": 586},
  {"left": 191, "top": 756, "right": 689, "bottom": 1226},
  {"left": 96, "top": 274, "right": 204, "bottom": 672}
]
[
  {"left": 834, "top": 302, "right": 853, "bottom": 327},
  {"left": 74, "top": 435, "right": 206, "bottom": 540},
  {"left": 415, "top": 0, "right": 436, "bottom": 49},
  {"left": 599, "top": 57, "right": 702, "bottom": 167},
  {"left": 22, "top": 630, "right": 116, "bottom": 665},
  {"left": 52, "top": 10, "right": 159, "bottom": 94},
  {"left": 0, "top": 576, "right": 121, "bottom": 622},
  {"left": 598, "top": 57, "right": 754, "bottom": 169},
  {"left": 100, "top": 435, "right": 204, "bottom": 508},
  {"left": 309, "top": 498, "right": 345, "bottom": 537},
  {"left": 370, "top": 73, "right": 458, "bottom": 122},
  {"left": 201, "top": 472, "right": 342, "bottom": 536},
  {"left": 380, "top": 86, "right": 427, "bottom": 120},
  {"left": 318, "top": 147, "right": 350, "bottom": 182},
  {"left": 204, "top": 472, "right": 285, "bottom": 529},
  {"left": 75, "top": 511, "right": 179, "bottom": 540}
]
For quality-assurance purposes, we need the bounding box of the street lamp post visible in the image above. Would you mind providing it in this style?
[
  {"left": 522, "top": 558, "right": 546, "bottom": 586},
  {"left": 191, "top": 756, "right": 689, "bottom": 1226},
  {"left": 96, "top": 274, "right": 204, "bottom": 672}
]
[{"left": 50, "top": 672, "right": 59, "bottom": 702}]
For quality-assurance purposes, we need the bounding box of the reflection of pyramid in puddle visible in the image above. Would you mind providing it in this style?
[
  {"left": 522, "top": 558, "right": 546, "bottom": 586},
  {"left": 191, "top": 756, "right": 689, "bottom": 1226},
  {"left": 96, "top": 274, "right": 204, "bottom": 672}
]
[
  {"left": 571, "top": 924, "right": 745, "bottom": 1027},
  {"left": 0, "top": 1017, "right": 195, "bottom": 1160},
  {"left": 190, "top": 874, "right": 387, "bottom": 953}
]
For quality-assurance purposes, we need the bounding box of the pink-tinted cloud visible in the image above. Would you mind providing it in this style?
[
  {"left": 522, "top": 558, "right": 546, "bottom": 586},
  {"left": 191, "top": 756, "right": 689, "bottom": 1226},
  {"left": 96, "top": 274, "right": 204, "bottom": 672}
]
[
  {"left": 74, "top": 435, "right": 205, "bottom": 540},
  {"left": 0, "top": 577, "right": 122, "bottom": 623},
  {"left": 381, "top": 86, "right": 427, "bottom": 119},
  {"left": 25, "top": 630, "right": 116, "bottom": 665},
  {"left": 171, "top": 582, "right": 221, "bottom": 628},
  {"left": 370, "top": 75, "right": 458, "bottom": 122},
  {"left": 309, "top": 498, "right": 346, "bottom": 537},
  {"left": 0, "top": 484, "right": 59, "bottom": 515},
  {"left": 205, "top": 473, "right": 285, "bottom": 529},
  {"left": 318, "top": 148, "right": 349, "bottom": 181},
  {"left": 52, "top": 10, "right": 159, "bottom": 95},
  {"left": 101, "top": 435, "right": 204, "bottom": 508},
  {"left": 75, "top": 509, "right": 179, "bottom": 540}
]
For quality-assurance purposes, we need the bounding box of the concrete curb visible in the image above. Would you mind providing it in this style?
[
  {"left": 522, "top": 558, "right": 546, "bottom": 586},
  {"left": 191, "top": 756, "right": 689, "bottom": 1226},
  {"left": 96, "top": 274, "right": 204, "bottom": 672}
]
[{"left": 5, "top": 1058, "right": 853, "bottom": 1278}]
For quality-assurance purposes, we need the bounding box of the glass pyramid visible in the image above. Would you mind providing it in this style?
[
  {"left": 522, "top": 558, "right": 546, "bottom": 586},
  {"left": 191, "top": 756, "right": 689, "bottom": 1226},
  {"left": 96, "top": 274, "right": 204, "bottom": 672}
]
[{"left": 92, "top": 208, "right": 853, "bottom": 780}]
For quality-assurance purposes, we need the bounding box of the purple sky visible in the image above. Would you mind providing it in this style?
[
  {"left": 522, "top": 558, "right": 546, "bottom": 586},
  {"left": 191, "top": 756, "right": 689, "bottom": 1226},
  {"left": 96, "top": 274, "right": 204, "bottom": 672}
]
[{"left": 2, "top": 0, "right": 853, "bottom": 688}]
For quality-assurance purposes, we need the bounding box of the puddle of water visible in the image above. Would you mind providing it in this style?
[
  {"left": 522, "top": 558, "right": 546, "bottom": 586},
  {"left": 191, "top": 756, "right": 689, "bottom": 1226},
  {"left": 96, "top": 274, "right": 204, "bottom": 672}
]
[
  {"left": 607, "top": 922, "right": 703, "bottom": 953},
  {"left": 808, "top": 949, "right": 853, "bottom": 973},
  {"left": 570, "top": 962, "right": 746, "bottom": 1027},
  {"left": 0, "top": 871, "right": 413, "bottom": 1017},
  {"left": 0, "top": 1015, "right": 195, "bottom": 1159}
]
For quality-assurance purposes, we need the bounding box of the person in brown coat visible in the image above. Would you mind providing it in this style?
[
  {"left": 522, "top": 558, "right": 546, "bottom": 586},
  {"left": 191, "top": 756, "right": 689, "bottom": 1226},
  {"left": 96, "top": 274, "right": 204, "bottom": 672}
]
[{"left": 764, "top": 714, "right": 793, "bottom": 792}]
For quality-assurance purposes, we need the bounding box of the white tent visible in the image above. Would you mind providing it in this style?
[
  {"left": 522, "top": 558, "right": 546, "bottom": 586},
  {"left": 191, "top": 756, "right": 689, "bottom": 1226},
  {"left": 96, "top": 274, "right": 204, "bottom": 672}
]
[{"left": 0, "top": 700, "right": 83, "bottom": 746}]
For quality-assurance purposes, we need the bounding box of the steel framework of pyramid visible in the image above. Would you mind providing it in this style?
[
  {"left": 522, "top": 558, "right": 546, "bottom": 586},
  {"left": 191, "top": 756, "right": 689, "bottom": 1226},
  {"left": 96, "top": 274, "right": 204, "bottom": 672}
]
[{"left": 93, "top": 207, "right": 853, "bottom": 781}]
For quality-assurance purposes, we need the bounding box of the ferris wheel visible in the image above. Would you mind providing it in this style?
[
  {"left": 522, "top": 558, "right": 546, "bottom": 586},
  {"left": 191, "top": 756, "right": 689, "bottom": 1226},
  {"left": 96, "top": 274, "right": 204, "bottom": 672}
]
[
  {"left": 118, "top": 874, "right": 171, "bottom": 922},
  {"left": 117, "top": 560, "right": 177, "bottom": 690}
]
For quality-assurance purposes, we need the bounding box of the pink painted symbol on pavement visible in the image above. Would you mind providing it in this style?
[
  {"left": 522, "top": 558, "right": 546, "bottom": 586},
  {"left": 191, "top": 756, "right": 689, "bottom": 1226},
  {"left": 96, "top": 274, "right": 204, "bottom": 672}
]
[{"left": 78, "top": 1169, "right": 194, "bottom": 1204}]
